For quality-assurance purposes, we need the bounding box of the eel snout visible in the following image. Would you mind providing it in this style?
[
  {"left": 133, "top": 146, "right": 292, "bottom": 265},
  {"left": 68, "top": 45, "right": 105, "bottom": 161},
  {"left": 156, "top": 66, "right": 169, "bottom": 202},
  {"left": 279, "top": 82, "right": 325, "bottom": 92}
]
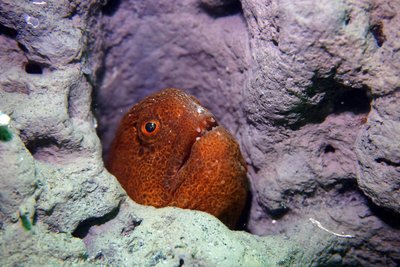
[{"left": 195, "top": 115, "right": 218, "bottom": 140}]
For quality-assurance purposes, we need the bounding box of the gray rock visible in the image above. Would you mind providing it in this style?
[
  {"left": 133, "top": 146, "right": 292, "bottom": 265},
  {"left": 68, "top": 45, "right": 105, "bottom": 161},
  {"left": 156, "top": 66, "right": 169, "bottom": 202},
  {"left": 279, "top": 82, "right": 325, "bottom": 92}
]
[
  {"left": 356, "top": 91, "right": 400, "bottom": 213},
  {"left": 240, "top": 0, "right": 400, "bottom": 264},
  {"left": 0, "top": 223, "right": 91, "bottom": 266},
  {"left": 0, "top": 0, "right": 123, "bottom": 260},
  {"left": 83, "top": 199, "right": 296, "bottom": 266},
  {"left": 0, "top": 128, "right": 38, "bottom": 227},
  {"left": 0, "top": 22, "right": 124, "bottom": 232}
]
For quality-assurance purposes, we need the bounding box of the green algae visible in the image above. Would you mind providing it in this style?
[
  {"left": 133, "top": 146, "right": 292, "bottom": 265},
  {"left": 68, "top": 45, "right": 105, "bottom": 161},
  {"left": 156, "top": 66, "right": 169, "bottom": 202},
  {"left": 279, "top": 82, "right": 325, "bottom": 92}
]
[
  {"left": 20, "top": 213, "right": 32, "bottom": 231},
  {"left": 0, "top": 126, "right": 12, "bottom": 142}
]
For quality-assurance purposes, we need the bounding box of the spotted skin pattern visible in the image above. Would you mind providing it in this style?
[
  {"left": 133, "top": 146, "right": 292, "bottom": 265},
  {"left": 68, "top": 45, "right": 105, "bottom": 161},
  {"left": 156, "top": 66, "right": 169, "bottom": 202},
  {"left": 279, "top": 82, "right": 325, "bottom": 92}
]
[{"left": 107, "top": 88, "right": 248, "bottom": 228}]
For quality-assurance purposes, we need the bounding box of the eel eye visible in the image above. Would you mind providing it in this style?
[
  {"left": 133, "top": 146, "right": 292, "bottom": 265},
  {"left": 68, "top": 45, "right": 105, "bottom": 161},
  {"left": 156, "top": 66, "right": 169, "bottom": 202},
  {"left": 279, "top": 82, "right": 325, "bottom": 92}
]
[{"left": 141, "top": 120, "right": 160, "bottom": 137}]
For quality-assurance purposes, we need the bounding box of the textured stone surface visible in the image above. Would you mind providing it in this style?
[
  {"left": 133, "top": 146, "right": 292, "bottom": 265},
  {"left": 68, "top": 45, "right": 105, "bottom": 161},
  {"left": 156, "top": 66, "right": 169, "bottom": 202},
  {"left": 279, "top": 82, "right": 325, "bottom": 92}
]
[
  {"left": 356, "top": 91, "right": 400, "bottom": 214},
  {"left": 239, "top": 0, "right": 400, "bottom": 265},
  {"left": 0, "top": 0, "right": 123, "bottom": 263},
  {"left": 0, "top": 223, "right": 90, "bottom": 266},
  {"left": 0, "top": 0, "right": 124, "bottom": 234},
  {"left": 0, "top": 128, "right": 38, "bottom": 227},
  {"left": 82, "top": 199, "right": 296, "bottom": 266}
]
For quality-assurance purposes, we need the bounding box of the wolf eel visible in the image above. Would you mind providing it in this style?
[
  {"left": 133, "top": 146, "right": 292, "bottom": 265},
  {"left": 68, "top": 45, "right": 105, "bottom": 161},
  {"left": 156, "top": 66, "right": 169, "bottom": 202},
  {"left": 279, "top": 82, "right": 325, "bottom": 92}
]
[{"left": 107, "top": 88, "right": 248, "bottom": 228}]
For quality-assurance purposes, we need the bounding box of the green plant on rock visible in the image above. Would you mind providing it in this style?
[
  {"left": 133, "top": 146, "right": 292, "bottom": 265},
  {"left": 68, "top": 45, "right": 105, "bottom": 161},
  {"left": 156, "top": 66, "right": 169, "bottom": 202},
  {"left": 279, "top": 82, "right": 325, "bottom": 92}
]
[
  {"left": 0, "top": 126, "right": 12, "bottom": 142},
  {"left": 20, "top": 213, "right": 32, "bottom": 231}
]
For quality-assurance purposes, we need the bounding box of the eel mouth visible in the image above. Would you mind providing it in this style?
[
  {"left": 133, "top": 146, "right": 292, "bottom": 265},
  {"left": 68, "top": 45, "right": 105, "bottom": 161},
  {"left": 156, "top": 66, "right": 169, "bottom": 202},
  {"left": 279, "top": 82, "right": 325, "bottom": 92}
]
[
  {"left": 175, "top": 115, "right": 218, "bottom": 174},
  {"left": 194, "top": 115, "right": 219, "bottom": 140}
]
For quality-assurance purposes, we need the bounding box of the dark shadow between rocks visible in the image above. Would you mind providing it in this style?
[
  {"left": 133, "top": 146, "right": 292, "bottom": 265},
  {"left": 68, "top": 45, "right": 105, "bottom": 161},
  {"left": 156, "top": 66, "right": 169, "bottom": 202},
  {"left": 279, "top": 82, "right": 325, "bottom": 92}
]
[
  {"left": 283, "top": 75, "right": 372, "bottom": 130},
  {"left": 101, "top": 0, "right": 122, "bottom": 16},
  {"left": 0, "top": 23, "right": 17, "bottom": 38},
  {"left": 323, "top": 144, "right": 336, "bottom": 154},
  {"left": 25, "top": 61, "right": 43, "bottom": 74},
  {"left": 235, "top": 190, "right": 252, "bottom": 231},
  {"left": 368, "top": 199, "right": 400, "bottom": 230},
  {"left": 370, "top": 22, "right": 386, "bottom": 47},
  {"left": 375, "top": 157, "right": 400, "bottom": 167},
  {"left": 199, "top": 0, "right": 243, "bottom": 18},
  {"left": 24, "top": 136, "right": 86, "bottom": 164},
  {"left": 25, "top": 136, "right": 60, "bottom": 156},
  {"left": 72, "top": 206, "right": 120, "bottom": 239}
]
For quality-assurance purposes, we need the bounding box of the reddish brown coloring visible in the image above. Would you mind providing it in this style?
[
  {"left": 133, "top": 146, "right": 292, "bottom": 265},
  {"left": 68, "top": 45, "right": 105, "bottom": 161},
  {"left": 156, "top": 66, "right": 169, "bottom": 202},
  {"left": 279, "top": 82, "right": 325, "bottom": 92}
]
[{"left": 107, "top": 88, "right": 248, "bottom": 228}]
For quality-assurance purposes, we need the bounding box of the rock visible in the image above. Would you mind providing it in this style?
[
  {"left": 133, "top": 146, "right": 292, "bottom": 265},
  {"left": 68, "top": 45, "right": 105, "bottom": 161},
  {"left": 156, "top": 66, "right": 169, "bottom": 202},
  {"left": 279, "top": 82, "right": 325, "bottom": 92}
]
[
  {"left": 0, "top": 7, "right": 124, "bottom": 230},
  {"left": 0, "top": 128, "right": 38, "bottom": 227},
  {"left": 82, "top": 199, "right": 295, "bottom": 266},
  {"left": 0, "top": 0, "right": 123, "bottom": 256},
  {"left": 240, "top": 0, "right": 400, "bottom": 264},
  {"left": 0, "top": 223, "right": 91, "bottom": 266},
  {"left": 356, "top": 91, "right": 400, "bottom": 213}
]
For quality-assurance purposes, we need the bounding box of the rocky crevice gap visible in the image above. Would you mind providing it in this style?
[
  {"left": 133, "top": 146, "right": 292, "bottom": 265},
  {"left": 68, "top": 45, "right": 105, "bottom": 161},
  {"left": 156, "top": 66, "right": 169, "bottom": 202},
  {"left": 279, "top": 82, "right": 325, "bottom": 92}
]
[{"left": 72, "top": 206, "right": 121, "bottom": 239}]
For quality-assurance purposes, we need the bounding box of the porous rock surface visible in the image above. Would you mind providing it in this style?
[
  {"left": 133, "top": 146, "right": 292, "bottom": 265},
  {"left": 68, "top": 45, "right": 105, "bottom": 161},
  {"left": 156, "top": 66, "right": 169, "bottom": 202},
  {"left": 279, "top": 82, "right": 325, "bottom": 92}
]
[
  {"left": 1, "top": 0, "right": 400, "bottom": 266},
  {"left": 82, "top": 200, "right": 296, "bottom": 266},
  {"left": 239, "top": 0, "right": 400, "bottom": 264}
]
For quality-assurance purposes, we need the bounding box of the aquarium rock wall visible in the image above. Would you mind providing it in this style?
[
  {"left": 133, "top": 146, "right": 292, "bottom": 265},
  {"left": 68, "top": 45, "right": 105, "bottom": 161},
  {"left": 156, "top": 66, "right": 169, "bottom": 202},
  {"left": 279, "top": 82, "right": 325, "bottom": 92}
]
[{"left": 0, "top": 0, "right": 399, "bottom": 266}]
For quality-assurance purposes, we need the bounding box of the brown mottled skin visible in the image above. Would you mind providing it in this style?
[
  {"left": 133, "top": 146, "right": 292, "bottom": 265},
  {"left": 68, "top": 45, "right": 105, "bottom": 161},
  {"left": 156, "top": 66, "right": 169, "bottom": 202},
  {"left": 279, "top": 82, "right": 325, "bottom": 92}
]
[{"left": 107, "top": 88, "right": 248, "bottom": 228}]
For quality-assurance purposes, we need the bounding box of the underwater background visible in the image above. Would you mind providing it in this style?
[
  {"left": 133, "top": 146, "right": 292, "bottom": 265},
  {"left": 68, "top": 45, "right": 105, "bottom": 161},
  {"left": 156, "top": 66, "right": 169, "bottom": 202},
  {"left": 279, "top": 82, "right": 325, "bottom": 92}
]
[{"left": 0, "top": 0, "right": 399, "bottom": 266}]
